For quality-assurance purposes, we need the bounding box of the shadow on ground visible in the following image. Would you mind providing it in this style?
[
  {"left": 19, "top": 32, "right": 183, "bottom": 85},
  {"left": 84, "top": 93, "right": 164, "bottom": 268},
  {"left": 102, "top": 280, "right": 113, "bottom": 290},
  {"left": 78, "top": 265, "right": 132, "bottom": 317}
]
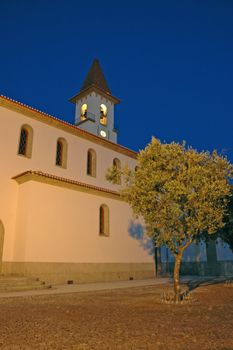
[{"left": 184, "top": 276, "right": 233, "bottom": 292}]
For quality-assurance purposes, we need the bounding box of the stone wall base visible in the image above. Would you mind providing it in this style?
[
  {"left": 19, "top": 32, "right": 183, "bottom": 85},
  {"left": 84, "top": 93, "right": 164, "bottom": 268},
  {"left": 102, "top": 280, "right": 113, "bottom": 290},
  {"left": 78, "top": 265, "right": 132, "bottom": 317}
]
[
  {"left": 160, "top": 261, "right": 233, "bottom": 277},
  {"left": 1, "top": 262, "right": 155, "bottom": 285}
]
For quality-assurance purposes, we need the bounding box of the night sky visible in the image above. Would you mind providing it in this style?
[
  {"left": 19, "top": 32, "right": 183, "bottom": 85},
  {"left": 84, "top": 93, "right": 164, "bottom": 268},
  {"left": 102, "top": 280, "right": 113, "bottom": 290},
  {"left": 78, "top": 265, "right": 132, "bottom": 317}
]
[{"left": 1, "top": 0, "right": 233, "bottom": 161}]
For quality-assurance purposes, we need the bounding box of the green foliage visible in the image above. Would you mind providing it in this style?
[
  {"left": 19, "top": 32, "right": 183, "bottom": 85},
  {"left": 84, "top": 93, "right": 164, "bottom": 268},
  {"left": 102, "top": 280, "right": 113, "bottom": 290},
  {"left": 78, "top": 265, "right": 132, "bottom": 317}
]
[
  {"left": 107, "top": 137, "right": 233, "bottom": 255},
  {"left": 213, "top": 188, "right": 233, "bottom": 252},
  {"left": 106, "top": 164, "right": 122, "bottom": 185}
]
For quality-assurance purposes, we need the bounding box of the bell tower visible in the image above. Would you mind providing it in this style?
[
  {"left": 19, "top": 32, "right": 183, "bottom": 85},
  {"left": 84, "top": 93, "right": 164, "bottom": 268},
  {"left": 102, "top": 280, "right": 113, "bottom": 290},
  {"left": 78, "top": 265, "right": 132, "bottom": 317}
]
[{"left": 70, "top": 59, "right": 120, "bottom": 143}]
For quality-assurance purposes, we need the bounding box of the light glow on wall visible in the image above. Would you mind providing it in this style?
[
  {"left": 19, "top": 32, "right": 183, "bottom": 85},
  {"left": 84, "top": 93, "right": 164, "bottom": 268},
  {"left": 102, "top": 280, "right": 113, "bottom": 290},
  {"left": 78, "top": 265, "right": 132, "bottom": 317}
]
[
  {"left": 81, "top": 104, "right": 87, "bottom": 121},
  {"left": 100, "top": 130, "right": 107, "bottom": 138},
  {"left": 100, "top": 104, "right": 107, "bottom": 125}
]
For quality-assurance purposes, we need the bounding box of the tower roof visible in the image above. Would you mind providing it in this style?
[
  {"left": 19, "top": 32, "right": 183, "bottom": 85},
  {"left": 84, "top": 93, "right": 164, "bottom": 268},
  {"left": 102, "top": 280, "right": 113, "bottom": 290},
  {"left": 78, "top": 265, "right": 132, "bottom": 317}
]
[
  {"left": 70, "top": 59, "right": 120, "bottom": 104},
  {"left": 80, "top": 59, "right": 111, "bottom": 94}
]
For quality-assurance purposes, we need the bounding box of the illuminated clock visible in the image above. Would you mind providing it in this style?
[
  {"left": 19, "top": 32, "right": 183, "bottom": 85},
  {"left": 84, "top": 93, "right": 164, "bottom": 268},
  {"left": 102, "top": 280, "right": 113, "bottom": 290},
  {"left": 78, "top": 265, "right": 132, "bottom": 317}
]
[{"left": 100, "top": 130, "right": 107, "bottom": 138}]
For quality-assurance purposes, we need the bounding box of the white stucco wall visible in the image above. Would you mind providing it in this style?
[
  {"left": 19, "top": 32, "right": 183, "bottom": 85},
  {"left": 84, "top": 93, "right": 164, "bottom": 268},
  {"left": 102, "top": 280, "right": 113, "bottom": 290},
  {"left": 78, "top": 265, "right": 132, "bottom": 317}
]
[
  {"left": 75, "top": 92, "right": 116, "bottom": 142},
  {"left": 0, "top": 104, "right": 135, "bottom": 188},
  {"left": 1, "top": 102, "right": 231, "bottom": 267},
  {"left": 216, "top": 239, "right": 233, "bottom": 261},
  {"left": 13, "top": 180, "right": 153, "bottom": 263},
  {"left": 0, "top": 104, "right": 147, "bottom": 265}
]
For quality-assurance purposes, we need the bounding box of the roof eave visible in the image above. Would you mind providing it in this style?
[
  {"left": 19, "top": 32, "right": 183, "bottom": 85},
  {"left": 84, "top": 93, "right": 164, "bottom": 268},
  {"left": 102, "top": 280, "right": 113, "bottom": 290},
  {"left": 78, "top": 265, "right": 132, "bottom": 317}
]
[
  {"left": 0, "top": 95, "right": 136, "bottom": 159},
  {"left": 69, "top": 85, "right": 120, "bottom": 105},
  {"left": 12, "top": 170, "right": 121, "bottom": 200}
]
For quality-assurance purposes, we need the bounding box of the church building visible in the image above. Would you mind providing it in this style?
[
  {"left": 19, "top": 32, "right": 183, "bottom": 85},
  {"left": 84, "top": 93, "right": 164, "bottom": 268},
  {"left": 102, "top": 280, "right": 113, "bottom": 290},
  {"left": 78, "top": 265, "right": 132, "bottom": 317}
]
[
  {"left": 0, "top": 59, "right": 155, "bottom": 284},
  {"left": 0, "top": 59, "right": 232, "bottom": 284}
]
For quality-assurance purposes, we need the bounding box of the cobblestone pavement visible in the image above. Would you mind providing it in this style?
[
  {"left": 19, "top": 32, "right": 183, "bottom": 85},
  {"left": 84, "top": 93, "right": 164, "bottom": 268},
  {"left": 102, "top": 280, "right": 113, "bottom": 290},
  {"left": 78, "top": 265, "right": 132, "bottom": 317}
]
[{"left": 0, "top": 282, "right": 232, "bottom": 350}]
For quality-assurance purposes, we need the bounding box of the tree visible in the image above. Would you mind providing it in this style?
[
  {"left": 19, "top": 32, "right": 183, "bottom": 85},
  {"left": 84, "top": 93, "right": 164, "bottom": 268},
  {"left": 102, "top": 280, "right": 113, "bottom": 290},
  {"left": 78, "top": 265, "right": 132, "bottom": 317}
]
[
  {"left": 107, "top": 137, "right": 233, "bottom": 302},
  {"left": 212, "top": 188, "right": 233, "bottom": 252}
]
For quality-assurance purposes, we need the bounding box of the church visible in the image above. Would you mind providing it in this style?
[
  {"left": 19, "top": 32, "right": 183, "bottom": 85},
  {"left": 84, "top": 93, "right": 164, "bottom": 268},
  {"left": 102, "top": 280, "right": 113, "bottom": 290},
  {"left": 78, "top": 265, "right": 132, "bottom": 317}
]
[
  {"left": 0, "top": 59, "right": 232, "bottom": 284},
  {"left": 0, "top": 59, "right": 155, "bottom": 284}
]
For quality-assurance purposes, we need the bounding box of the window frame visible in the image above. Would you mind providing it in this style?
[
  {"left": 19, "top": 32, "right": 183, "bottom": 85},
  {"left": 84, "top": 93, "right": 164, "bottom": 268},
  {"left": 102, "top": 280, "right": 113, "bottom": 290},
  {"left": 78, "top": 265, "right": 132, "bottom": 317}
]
[
  {"left": 55, "top": 137, "right": 68, "bottom": 168},
  {"left": 113, "top": 158, "right": 121, "bottom": 184},
  {"left": 17, "top": 124, "right": 33, "bottom": 158},
  {"left": 99, "top": 204, "right": 110, "bottom": 237},
  {"left": 87, "top": 149, "right": 96, "bottom": 177}
]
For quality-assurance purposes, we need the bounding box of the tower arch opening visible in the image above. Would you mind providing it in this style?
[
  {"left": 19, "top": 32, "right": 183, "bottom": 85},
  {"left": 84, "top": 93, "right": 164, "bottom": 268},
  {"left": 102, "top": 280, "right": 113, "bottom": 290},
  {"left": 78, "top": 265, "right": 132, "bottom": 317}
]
[
  {"left": 80, "top": 103, "right": 87, "bottom": 121},
  {"left": 100, "top": 104, "right": 107, "bottom": 125}
]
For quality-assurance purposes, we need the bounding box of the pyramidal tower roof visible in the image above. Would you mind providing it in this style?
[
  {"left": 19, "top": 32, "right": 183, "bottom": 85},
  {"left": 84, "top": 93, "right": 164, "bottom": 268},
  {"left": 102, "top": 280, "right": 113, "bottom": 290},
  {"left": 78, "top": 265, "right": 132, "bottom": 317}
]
[
  {"left": 80, "top": 59, "right": 111, "bottom": 94},
  {"left": 70, "top": 59, "right": 120, "bottom": 104}
]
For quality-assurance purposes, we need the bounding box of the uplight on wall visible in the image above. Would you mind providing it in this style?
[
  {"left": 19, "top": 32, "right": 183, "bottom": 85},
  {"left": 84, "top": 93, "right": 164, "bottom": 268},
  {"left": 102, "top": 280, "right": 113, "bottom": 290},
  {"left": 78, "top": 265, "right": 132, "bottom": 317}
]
[{"left": 100, "top": 130, "right": 107, "bottom": 138}]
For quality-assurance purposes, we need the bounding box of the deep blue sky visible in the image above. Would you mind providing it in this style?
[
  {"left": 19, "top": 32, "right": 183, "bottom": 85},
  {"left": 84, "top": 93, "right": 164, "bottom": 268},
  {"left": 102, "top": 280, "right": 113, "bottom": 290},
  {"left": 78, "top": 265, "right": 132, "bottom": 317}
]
[{"left": 1, "top": 0, "right": 233, "bottom": 161}]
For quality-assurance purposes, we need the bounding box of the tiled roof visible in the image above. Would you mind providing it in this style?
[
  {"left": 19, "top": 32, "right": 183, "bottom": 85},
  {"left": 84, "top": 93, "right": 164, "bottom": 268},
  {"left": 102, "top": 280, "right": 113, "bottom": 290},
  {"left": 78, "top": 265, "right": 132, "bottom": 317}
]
[
  {"left": 69, "top": 59, "right": 120, "bottom": 104},
  {"left": 12, "top": 170, "right": 121, "bottom": 199},
  {"left": 0, "top": 94, "right": 136, "bottom": 158},
  {"left": 69, "top": 84, "right": 120, "bottom": 105},
  {"left": 80, "top": 59, "right": 111, "bottom": 94}
]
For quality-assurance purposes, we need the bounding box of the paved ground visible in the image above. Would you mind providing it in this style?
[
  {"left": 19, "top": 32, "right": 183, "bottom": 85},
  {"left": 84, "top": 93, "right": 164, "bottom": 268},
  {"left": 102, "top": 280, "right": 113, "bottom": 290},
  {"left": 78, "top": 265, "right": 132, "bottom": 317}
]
[
  {"left": 0, "top": 278, "right": 169, "bottom": 298},
  {"left": 0, "top": 275, "right": 227, "bottom": 299},
  {"left": 0, "top": 277, "right": 232, "bottom": 350}
]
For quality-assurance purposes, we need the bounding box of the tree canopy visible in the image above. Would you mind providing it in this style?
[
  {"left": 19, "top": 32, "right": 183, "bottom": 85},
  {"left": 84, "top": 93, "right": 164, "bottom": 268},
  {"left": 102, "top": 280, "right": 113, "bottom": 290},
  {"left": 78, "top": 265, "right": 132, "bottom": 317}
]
[
  {"left": 213, "top": 188, "right": 233, "bottom": 252},
  {"left": 107, "top": 137, "right": 233, "bottom": 301}
]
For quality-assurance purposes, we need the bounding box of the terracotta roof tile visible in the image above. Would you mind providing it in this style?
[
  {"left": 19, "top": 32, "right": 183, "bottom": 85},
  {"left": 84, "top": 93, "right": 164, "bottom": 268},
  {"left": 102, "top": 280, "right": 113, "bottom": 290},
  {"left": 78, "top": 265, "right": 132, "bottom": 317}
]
[
  {"left": 12, "top": 170, "right": 121, "bottom": 199},
  {"left": 0, "top": 94, "right": 136, "bottom": 158}
]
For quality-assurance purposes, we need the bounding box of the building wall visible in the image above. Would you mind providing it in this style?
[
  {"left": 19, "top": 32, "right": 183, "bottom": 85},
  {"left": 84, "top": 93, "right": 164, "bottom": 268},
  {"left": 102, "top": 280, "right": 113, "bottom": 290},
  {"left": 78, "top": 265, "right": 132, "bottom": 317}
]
[
  {"left": 0, "top": 103, "right": 154, "bottom": 282},
  {"left": 216, "top": 239, "right": 233, "bottom": 261},
  {"left": 1, "top": 101, "right": 232, "bottom": 281},
  {"left": 160, "top": 240, "right": 233, "bottom": 277},
  {"left": 75, "top": 92, "right": 117, "bottom": 142},
  {"left": 0, "top": 105, "right": 133, "bottom": 186},
  {"left": 12, "top": 180, "right": 153, "bottom": 264},
  {"left": 161, "top": 243, "right": 207, "bottom": 263}
]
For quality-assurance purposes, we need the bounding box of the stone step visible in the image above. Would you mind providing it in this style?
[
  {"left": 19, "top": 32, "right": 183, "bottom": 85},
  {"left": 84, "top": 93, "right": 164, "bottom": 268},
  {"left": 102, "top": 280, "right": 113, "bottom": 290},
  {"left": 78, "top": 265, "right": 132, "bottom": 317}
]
[
  {"left": 0, "top": 277, "right": 39, "bottom": 284},
  {"left": 0, "top": 275, "right": 51, "bottom": 292},
  {"left": 0, "top": 284, "right": 51, "bottom": 292}
]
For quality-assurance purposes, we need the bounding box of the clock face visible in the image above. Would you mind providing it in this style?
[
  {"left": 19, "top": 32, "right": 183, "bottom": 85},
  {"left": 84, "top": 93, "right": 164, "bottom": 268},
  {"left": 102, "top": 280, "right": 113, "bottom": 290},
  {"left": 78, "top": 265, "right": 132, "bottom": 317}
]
[{"left": 100, "top": 130, "right": 107, "bottom": 138}]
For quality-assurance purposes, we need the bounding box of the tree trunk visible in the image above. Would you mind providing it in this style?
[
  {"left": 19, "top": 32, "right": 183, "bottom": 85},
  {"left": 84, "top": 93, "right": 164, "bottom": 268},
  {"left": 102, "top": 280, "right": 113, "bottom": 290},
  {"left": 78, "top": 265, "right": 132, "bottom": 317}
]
[
  {"left": 155, "top": 246, "right": 162, "bottom": 277},
  {"left": 173, "top": 252, "right": 183, "bottom": 302}
]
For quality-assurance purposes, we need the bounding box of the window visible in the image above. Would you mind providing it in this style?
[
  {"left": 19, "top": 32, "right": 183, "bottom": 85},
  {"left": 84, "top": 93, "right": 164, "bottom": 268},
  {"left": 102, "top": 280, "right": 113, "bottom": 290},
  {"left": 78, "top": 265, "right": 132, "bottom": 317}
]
[
  {"left": 99, "top": 204, "right": 109, "bottom": 236},
  {"left": 56, "top": 141, "right": 63, "bottom": 166},
  {"left": 113, "top": 158, "right": 121, "bottom": 184},
  {"left": 56, "top": 138, "right": 67, "bottom": 168},
  {"left": 87, "top": 149, "right": 96, "bottom": 177},
  {"left": 18, "top": 125, "right": 33, "bottom": 158},
  {"left": 80, "top": 104, "right": 87, "bottom": 121},
  {"left": 100, "top": 104, "right": 107, "bottom": 125}
]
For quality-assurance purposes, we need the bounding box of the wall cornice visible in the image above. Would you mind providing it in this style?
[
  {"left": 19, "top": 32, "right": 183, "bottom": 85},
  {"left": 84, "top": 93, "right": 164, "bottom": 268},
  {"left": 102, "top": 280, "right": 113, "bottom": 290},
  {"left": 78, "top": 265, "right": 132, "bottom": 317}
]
[
  {"left": 0, "top": 95, "right": 137, "bottom": 159},
  {"left": 69, "top": 85, "right": 120, "bottom": 104},
  {"left": 12, "top": 171, "right": 122, "bottom": 200}
]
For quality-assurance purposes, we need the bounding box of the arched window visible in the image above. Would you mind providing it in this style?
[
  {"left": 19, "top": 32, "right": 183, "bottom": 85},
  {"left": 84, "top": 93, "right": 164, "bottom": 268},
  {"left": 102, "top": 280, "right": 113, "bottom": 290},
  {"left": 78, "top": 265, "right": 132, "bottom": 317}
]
[
  {"left": 18, "top": 124, "right": 33, "bottom": 158},
  {"left": 99, "top": 205, "right": 109, "bottom": 236},
  {"left": 56, "top": 138, "right": 67, "bottom": 168},
  {"left": 80, "top": 104, "right": 87, "bottom": 121},
  {"left": 100, "top": 104, "right": 107, "bottom": 125},
  {"left": 113, "top": 158, "right": 121, "bottom": 184},
  {"left": 87, "top": 149, "right": 96, "bottom": 177}
]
